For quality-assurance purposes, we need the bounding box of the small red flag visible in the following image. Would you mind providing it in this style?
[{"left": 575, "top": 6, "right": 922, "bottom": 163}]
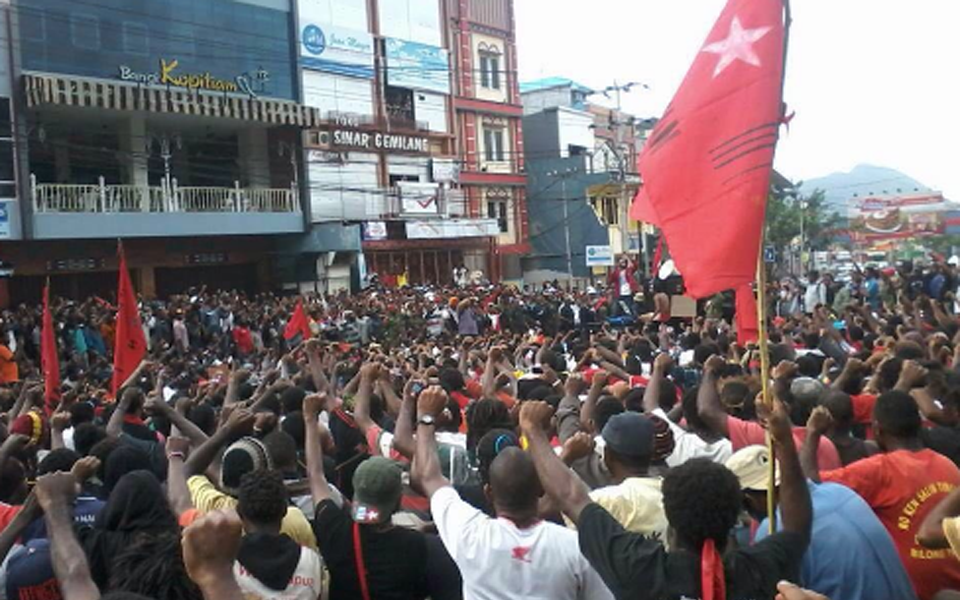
[
  {"left": 41, "top": 284, "right": 60, "bottom": 415},
  {"left": 112, "top": 243, "right": 146, "bottom": 396},
  {"left": 735, "top": 283, "right": 759, "bottom": 346},
  {"left": 631, "top": 0, "right": 786, "bottom": 299},
  {"left": 283, "top": 300, "right": 312, "bottom": 341}
]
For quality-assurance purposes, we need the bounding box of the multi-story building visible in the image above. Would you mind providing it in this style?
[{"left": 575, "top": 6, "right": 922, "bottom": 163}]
[
  {"left": 297, "top": 0, "right": 526, "bottom": 287},
  {"left": 520, "top": 77, "right": 645, "bottom": 283},
  {"left": 0, "top": 0, "right": 361, "bottom": 307}
]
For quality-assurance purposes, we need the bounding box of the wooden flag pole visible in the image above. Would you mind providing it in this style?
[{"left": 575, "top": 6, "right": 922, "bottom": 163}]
[{"left": 759, "top": 0, "right": 793, "bottom": 536}]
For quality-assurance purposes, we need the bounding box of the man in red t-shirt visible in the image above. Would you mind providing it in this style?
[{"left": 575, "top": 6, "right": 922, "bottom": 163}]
[
  {"left": 697, "top": 357, "right": 842, "bottom": 471},
  {"left": 802, "top": 390, "right": 960, "bottom": 600}
]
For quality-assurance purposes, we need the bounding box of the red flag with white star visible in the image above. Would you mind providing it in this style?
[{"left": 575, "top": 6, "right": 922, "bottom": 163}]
[{"left": 631, "top": 0, "right": 786, "bottom": 298}]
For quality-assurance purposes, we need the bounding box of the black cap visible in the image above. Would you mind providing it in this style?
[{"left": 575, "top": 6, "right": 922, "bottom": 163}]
[{"left": 602, "top": 412, "right": 655, "bottom": 459}]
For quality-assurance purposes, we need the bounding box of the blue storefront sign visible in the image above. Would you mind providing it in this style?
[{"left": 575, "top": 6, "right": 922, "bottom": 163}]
[
  {"left": 384, "top": 38, "right": 450, "bottom": 95},
  {"left": 299, "top": 22, "right": 375, "bottom": 79}
]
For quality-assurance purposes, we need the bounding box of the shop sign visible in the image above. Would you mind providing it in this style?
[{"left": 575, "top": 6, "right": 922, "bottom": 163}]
[
  {"left": 117, "top": 59, "right": 270, "bottom": 99},
  {"left": 585, "top": 245, "right": 615, "bottom": 267},
  {"left": 384, "top": 38, "right": 450, "bottom": 95},
  {"left": 186, "top": 253, "right": 229, "bottom": 265},
  {"left": 363, "top": 222, "right": 388, "bottom": 241},
  {"left": 331, "top": 129, "right": 429, "bottom": 154},
  {"left": 47, "top": 258, "right": 104, "bottom": 272},
  {"left": 298, "top": 22, "right": 375, "bottom": 79}
]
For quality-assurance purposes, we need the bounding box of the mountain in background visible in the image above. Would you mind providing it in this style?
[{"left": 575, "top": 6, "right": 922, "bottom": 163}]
[{"left": 799, "top": 164, "right": 935, "bottom": 216}]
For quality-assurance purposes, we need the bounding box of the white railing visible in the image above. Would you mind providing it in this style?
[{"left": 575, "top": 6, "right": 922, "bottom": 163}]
[{"left": 31, "top": 175, "right": 299, "bottom": 214}]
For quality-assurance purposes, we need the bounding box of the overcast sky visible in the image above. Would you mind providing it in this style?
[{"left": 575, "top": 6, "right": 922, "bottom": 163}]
[{"left": 515, "top": 0, "right": 960, "bottom": 200}]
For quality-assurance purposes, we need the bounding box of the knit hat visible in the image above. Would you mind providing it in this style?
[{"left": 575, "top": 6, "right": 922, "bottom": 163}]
[
  {"left": 10, "top": 412, "right": 49, "bottom": 447},
  {"left": 221, "top": 437, "right": 272, "bottom": 496}
]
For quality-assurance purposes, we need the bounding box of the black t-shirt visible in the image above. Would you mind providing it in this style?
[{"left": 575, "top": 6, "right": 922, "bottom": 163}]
[
  {"left": 577, "top": 502, "right": 805, "bottom": 600},
  {"left": 313, "top": 499, "right": 429, "bottom": 600},
  {"left": 923, "top": 426, "right": 960, "bottom": 468},
  {"left": 425, "top": 533, "right": 463, "bottom": 600}
]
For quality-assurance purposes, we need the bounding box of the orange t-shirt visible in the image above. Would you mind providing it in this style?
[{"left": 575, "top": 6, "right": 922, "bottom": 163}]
[
  {"left": 0, "top": 346, "right": 18, "bottom": 385},
  {"left": 822, "top": 449, "right": 960, "bottom": 600}
]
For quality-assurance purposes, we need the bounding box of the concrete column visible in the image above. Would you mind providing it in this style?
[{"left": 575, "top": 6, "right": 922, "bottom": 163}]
[
  {"left": 238, "top": 128, "right": 270, "bottom": 188},
  {"left": 119, "top": 115, "right": 149, "bottom": 187},
  {"left": 139, "top": 266, "right": 156, "bottom": 299}
]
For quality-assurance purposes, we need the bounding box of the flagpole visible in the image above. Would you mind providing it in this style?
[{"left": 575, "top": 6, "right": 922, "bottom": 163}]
[{"left": 759, "top": 0, "right": 793, "bottom": 536}]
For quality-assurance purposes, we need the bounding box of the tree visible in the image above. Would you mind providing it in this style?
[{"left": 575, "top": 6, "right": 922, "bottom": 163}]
[{"left": 765, "top": 186, "right": 842, "bottom": 259}]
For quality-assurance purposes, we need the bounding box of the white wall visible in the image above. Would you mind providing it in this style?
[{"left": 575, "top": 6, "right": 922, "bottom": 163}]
[
  {"left": 413, "top": 90, "right": 447, "bottom": 132},
  {"left": 298, "top": 0, "right": 368, "bottom": 30},
  {"left": 302, "top": 70, "right": 374, "bottom": 119},
  {"left": 378, "top": 0, "right": 441, "bottom": 46},
  {"left": 556, "top": 107, "right": 596, "bottom": 157},
  {"left": 308, "top": 151, "right": 380, "bottom": 221}
]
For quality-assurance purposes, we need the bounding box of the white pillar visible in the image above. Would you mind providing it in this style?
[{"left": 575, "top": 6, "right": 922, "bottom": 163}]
[
  {"left": 119, "top": 115, "right": 149, "bottom": 188},
  {"left": 238, "top": 128, "right": 270, "bottom": 188}
]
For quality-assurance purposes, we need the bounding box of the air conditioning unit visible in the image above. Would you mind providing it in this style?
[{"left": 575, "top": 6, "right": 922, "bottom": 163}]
[{"left": 316, "top": 131, "right": 332, "bottom": 150}]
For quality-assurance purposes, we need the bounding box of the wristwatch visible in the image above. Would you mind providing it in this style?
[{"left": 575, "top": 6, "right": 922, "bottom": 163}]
[{"left": 418, "top": 414, "right": 437, "bottom": 427}]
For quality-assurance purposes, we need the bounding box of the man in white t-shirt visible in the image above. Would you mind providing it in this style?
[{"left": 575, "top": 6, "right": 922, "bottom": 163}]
[
  {"left": 643, "top": 353, "right": 732, "bottom": 468},
  {"left": 412, "top": 386, "right": 614, "bottom": 600}
]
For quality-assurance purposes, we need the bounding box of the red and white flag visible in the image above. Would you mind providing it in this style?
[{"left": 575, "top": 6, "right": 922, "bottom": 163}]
[
  {"left": 631, "top": 0, "right": 787, "bottom": 299},
  {"left": 41, "top": 283, "right": 60, "bottom": 414},
  {"left": 112, "top": 242, "right": 146, "bottom": 396}
]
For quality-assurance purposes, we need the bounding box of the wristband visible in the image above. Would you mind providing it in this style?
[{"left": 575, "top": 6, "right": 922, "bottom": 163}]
[{"left": 167, "top": 451, "right": 186, "bottom": 461}]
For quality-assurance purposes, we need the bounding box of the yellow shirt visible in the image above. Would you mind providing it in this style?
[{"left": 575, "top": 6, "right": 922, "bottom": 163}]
[
  {"left": 568, "top": 477, "right": 668, "bottom": 539},
  {"left": 187, "top": 475, "right": 317, "bottom": 550}
]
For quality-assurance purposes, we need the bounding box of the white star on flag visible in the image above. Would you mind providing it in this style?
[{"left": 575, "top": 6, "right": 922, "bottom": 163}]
[{"left": 701, "top": 16, "right": 772, "bottom": 78}]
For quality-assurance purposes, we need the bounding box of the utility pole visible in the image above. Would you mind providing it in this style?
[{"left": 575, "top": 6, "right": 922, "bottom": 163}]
[{"left": 547, "top": 167, "right": 580, "bottom": 288}]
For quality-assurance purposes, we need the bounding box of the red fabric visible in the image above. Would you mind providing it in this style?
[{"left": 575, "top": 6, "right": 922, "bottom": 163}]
[
  {"left": 41, "top": 285, "right": 60, "bottom": 415},
  {"left": 233, "top": 327, "right": 255, "bottom": 355},
  {"left": 851, "top": 393, "right": 877, "bottom": 440},
  {"left": 735, "top": 283, "right": 759, "bottom": 346},
  {"left": 449, "top": 391, "right": 471, "bottom": 410},
  {"left": 727, "top": 416, "right": 842, "bottom": 471},
  {"left": 630, "top": 0, "right": 786, "bottom": 298},
  {"left": 284, "top": 300, "right": 312, "bottom": 341},
  {"left": 352, "top": 521, "right": 372, "bottom": 600},
  {"left": 112, "top": 244, "right": 147, "bottom": 396},
  {"left": 701, "top": 538, "right": 726, "bottom": 600},
  {"left": 822, "top": 450, "right": 960, "bottom": 600},
  {"left": 607, "top": 265, "right": 640, "bottom": 294}
]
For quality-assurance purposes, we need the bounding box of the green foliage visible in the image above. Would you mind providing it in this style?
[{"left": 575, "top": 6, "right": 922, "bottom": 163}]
[{"left": 765, "top": 187, "right": 842, "bottom": 256}]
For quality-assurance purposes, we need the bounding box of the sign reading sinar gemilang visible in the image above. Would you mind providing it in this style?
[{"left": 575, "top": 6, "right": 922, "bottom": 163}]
[{"left": 331, "top": 130, "right": 430, "bottom": 154}]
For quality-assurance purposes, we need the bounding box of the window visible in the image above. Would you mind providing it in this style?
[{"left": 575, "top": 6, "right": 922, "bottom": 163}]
[
  {"left": 0, "top": 98, "right": 14, "bottom": 198},
  {"left": 70, "top": 14, "right": 101, "bottom": 50},
  {"left": 386, "top": 86, "right": 416, "bottom": 127},
  {"left": 478, "top": 44, "right": 502, "bottom": 90},
  {"left": 122, "top": 22, "right": 149, "bottom": 55},
  {"left": 483, "top": 127, "right": 505, "bottom": 162},
  {"left": 591, "top": 196, "right": 620, "bottom": 226},
  {"left": 488, "top": 200, "right": 508, "bottom": 233}
]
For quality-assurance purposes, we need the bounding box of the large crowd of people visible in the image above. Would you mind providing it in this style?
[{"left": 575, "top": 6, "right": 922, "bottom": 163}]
[{"left": 2, "top": 256, "right": 960, "bottom": 600}]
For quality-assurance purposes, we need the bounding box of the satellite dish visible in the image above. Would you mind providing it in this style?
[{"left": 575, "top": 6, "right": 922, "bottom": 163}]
[{"left": 658, "top": 259, "right": 678, "bottom": 280}]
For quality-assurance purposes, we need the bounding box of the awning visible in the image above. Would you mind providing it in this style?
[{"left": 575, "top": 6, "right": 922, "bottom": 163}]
[{"left": 24, "top": 72, "right": 320, "bottom": 127}]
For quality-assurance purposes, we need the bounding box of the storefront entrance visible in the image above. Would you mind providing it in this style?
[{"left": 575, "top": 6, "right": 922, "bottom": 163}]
[{"left": 365, "top": 250, "right": 463, "bottom": 286}]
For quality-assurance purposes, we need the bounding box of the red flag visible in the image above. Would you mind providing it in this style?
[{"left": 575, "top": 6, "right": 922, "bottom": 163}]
[
  {"left": 41, "top": 284, "right": 60, "bottom": 415},
  {"left": 112, "top": 243, "right": 146, "bottom": 396},
  {"left": 631, "top": 0, "right": 786, "bottom": 298},
  {"left": 283, "top": 300, "right": 312, "bottom": 341},
  {"left": 735, "top": 283, "right": 759, "bottom": 346}
]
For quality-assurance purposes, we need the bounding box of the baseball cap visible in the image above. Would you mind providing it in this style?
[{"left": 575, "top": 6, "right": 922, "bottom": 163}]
[
  {"left": 602, "top": 412, "right": 655, "bottom": 459},
  {"left": 6, "top": 540, "right": 60, "bottom": 600},
  {"left": 725, "top": 445, "right": 781, "bottom": 492},
  {"left": 352, "top": 457, "right": 402, "bottom": 524}
]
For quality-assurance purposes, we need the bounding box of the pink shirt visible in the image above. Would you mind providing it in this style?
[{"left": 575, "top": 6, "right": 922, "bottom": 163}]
[{"left": 727, "top": 416, "right": 842, "bottom": 471}]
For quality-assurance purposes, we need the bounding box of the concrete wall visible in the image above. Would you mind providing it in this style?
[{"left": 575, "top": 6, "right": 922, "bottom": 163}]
[{"left": 33, "top": 212, "right": 304, "bottom": 240}]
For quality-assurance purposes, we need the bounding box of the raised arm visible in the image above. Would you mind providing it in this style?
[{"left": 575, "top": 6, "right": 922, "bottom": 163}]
[
  {"left": 800, "top": 406, "right": 832, "bottom": 483},
  {"left": 643, "top": 354, "right": 673, "bottom": 414},
  {"left": 182, "top": 510, "right": 246, "bottom": 600},
  {"left": 696, "top": 355, "right": 730, "bottom": 437},
  {"left": 303, "top": 394, "right": 333, "bottom": 505},
  {"left": 391, "top": 379, "right": 420, "bottom": 460},
  {"left": 106, "top": 387, "right": 138, "bottom": 439},
  {"left": 352, "top": 363, "right": 379, "bottom": 435},
  {"left": 166, "top": 436, "right": 195, "bottom": 517},
  {"left": 520, "top": 401, "right": 593, "bottom": 524},
  {"left": 764, "top": 398, "right": 813, "bottom": 541},
  {"left": 184, "top": 409, "right": 255, "bottom": 479},
  {"left": 0, "top": 492, "right": 40, "bottom": 564},
  {"left": 410, "top": 386, "right": 450, "bottom": 499},
  {"left": 35, "top": 473, "right": 100, "bottom": 600},
  {"left": 146, "top": 396, "right": 209, "bottom": 448},
  {"left": 580, "top": 370, "right": 608, "bottom": 433}
]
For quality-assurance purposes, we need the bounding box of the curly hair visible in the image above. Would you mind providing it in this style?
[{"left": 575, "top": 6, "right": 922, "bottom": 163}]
[
  {"left": 237, "top": 469, "right": 288, "bottom": 527},
  {"left": 662, "top": 459, "right": 742, "bottom": 550},
  {"left": 109, "top": 532, "right": 201, "bottom": 600},
  {"left": 465, "top": 398, "right": 513, "bottom": 452}
]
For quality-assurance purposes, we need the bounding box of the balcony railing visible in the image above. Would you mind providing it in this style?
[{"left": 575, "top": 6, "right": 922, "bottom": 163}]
[{"left": 31, "top": 175, "right": 300, "bottom": 214}]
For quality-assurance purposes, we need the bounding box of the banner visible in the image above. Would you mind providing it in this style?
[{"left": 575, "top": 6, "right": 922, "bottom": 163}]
[{"left": 384, "top": 38, "right": 450, "bottom": 95}]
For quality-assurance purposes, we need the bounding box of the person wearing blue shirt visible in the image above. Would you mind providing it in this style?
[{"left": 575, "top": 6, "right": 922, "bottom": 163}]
[{"left": 727, "top": 445, "right": 917, "bottom": 600}]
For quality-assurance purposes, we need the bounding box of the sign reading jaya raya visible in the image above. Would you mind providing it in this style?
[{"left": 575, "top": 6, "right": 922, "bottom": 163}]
[{"left": 332, "top": 130, "right": 429, "bottom": 153}]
